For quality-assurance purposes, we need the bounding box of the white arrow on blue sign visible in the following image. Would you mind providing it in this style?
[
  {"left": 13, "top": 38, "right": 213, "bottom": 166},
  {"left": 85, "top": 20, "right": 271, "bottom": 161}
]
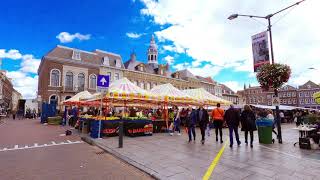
[{"left": 97, "top": 74, "right": 110, "bottom": 88}]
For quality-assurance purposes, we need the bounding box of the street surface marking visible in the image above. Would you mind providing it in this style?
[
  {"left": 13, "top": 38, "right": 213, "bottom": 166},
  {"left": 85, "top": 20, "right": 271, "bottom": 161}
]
[
  {"left": 259, "top": 144, "right": 320, "bottom": 163},
  {"left": 203, "top": 140, "right": 228, "bottom": 180},
  {"left": 0, "top": 140, "right": 83, "bottom": 152}
]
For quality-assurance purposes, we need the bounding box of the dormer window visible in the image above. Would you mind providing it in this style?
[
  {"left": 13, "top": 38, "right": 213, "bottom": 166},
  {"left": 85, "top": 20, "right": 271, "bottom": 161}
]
[
  {"left": 139, "top": 65, "right": 144, "bottom": 71},
  {"left": 102, "top": 56, "right": 110, "bottom": 66},
  {"left": 72, "top": 50, "right": 81, "bottom": 60},
  {"left": 115, "top": 59, "right": 121, "bottom": 68}
]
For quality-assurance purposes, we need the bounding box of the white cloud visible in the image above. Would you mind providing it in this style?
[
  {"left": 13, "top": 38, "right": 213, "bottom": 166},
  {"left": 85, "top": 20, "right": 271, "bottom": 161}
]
[
  {"left": 1, "top": 49, "right": 41, "bottom": 98},
  {"left": 222, "top": 81, "right": 243, "bottom": 92},
  {"left": 162, "top": 44, "right": 185, "bottom": 53},
  {"left": 56, "top": 32, "right": 91, "bottom": 43},
  {"left": 164, "top": 55, "right": 174, "bottom": 64},
  {"left": 0, "top": 49, "right": 22, "bottom": 60},
  {"left": 126, "top": 32, "right": 145, "bottom": 39},
  {"left": 6, "top": 71, "right": 38, "bottom": 99},
  {"left": 174, "top": 62, "right": 222, "bottom": 78},
  {"left": 140, "top": 0, "right": 320, "bottom": 84},
  {"left": 20, "top": 55, "right": 41, "bottom": 74}
]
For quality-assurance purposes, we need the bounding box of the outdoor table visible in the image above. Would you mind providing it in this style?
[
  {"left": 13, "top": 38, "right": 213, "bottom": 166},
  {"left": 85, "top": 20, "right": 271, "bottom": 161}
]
[{"left": 292, "top": 126, "right": 317, "bottom": 147}]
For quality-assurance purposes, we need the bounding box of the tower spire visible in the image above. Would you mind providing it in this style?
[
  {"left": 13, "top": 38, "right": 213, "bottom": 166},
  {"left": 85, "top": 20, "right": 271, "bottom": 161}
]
[{"left": 147, "top": 34, "right": 158, "bottom": 64}]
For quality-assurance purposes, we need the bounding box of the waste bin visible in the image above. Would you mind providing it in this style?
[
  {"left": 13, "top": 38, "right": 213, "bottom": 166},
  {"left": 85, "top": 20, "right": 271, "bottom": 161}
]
[{"left": 256, "top": 118, "right": 273, "bottom": 144}]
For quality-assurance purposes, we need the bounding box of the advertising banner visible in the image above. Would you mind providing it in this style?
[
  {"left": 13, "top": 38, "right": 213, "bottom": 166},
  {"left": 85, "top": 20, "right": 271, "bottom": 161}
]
[{"left": 252, "top": 31, "right": 270, "bottom": 72}]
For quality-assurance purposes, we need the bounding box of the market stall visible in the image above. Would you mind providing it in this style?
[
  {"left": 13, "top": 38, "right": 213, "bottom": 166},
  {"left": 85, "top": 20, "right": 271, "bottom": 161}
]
[
  {"left": 150, "top": 83, "right": 198, "bottom": 131},
  {"left": 78, "top": 78, "right": 158, "bottom": 138},
  {"left": 63, "top": 91, "right": 92, "bottom": 105},
  {"left": 183, "top": 88, "right": 231, "bottom": 106}
]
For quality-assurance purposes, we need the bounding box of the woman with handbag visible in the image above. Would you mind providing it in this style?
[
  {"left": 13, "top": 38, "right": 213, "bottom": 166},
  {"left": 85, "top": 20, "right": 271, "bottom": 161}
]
[{"left": 240, "top": 105, "right": 257, "bottom": 148}]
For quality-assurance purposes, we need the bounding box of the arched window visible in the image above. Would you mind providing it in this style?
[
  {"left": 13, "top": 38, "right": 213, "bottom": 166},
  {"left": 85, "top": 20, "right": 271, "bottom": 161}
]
[
  {"left": 89, "top": 74, "right": 97, "bottom": 89},
  {"left": 65, "top": 96, "right": 71, "bottom": 100},
  {"left": 78, "top": 73, "right": 85, "bottom": 91},
  {"left": 50, "top": 69, "right": 60, "bottom": 87},
  {"left": 49, "top": 94, "right": 58, "bottom": 104},
  {"left": 146, "top": 82, "right": 151, "bottom": 90},
  {"left": 65, "top": 72, "right": 73, "bottom": 90},
  {"left": 140, "top": 82, "right": 144, "bottom": 89}
]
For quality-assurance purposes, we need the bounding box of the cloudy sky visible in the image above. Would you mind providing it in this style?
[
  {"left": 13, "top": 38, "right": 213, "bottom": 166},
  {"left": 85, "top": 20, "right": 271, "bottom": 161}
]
[{"left": 0, "top": 0, "right": 319, "bottom": 98}]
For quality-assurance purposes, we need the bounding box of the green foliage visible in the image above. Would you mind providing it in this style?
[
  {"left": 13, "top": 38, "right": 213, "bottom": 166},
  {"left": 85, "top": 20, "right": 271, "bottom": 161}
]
[
  {"left": 304, "top": 114, "right": 320, "bottom": 124},
  {"left": 256, "top": 63, "right": 291, "bottom": 91}
]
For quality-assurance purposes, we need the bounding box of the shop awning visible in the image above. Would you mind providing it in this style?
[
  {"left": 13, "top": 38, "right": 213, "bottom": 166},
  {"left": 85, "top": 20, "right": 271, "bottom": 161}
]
[
  {"left": 63, "top": 91, "right": 92, "bottom": 105},
  {"left": 183, "top": 88, "right": 232, "bottom": 106},
  {"left": 150, "top": 83, "right": 197, "bottom": 105}
]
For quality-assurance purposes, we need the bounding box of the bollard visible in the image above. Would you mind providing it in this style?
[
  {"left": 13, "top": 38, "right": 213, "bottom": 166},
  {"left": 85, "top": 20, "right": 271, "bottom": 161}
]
[
  {"left": 98, "top": 120, "right": 102, "bottom": 138},
  {"left": 119, "top": 121, "right": 123, "bottom": 148}
]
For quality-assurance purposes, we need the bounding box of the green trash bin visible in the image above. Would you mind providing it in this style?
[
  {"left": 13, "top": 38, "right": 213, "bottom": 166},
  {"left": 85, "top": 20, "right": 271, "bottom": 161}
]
[{"left": 256, "top": 119, "right": 273, "bottom": 144}]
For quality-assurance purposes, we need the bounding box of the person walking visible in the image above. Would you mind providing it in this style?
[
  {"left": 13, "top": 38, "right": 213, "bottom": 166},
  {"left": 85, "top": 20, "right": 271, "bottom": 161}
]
[
  {"left": 211, "top": 103, "right": 224, "bottom": 143},
  {"left": 174, "top": 108, "right": 182, "bottom": 135},
  {"left": 198, "top": 106, "right": 209, "bottom": 144},
  {"left": 186, "top": 106, "right": 197, "bottom": 143},
  {"left": 224, "top": 105, "right": 241, "bottom": 148},
  {"left": 240, "top": 105, "right": 257, "bottom": 148}
]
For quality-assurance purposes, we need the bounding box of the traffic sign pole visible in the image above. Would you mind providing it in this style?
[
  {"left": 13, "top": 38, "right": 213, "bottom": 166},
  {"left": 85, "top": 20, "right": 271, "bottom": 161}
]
[{"left": 96, "top": 74, "right": 110, "bottom": 139}]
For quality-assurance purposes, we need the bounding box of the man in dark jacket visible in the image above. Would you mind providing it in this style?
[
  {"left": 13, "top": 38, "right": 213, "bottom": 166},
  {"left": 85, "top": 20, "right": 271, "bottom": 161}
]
[
  {"left": 198, "top": 106, "right": 209, "bottom": 144},
  {"left": 186, "top": 106, "right": 197, "bottom": 142},
  {"left": 224, "top": 105, "right": 241, "bottom": 147}
]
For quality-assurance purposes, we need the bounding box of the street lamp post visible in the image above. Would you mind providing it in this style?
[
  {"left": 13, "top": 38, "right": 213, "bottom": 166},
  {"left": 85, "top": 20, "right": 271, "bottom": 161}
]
[{"left": 228, "top": 0, "right": 306, "bottom": 143}]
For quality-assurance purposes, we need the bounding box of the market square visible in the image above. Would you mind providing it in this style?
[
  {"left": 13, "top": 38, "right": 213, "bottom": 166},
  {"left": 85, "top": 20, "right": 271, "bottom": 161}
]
[{"left": 1, "top": 0, "right": 320, "bottom": 180}]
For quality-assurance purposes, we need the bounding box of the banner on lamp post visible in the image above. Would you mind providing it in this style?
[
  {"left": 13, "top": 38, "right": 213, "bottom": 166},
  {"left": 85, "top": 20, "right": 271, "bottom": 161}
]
[{"left": 252, "top": 31, "right": 270, "bottom": 72}]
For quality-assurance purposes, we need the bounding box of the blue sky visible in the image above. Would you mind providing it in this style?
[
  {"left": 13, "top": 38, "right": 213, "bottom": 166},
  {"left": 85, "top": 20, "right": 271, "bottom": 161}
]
[{"left": 1, "top": 0, "right": 319, "bottom": 98}]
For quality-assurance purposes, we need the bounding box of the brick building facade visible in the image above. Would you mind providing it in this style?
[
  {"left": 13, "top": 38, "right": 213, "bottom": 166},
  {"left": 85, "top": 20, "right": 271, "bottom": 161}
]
[
  {"left": 38, "top": 36, "right": 235, "bottom": 109},
  {"left": 237, "top": 81, "right": 320, "bottom": 109},
  {"left": 0, "top": 70, "right": 15, "bottom": 110}
]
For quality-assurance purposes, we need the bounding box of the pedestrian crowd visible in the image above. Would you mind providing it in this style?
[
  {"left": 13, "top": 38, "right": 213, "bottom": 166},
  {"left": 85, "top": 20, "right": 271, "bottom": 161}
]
[{"left": 167, "top": 104, "right": 320, "bottom": 148}]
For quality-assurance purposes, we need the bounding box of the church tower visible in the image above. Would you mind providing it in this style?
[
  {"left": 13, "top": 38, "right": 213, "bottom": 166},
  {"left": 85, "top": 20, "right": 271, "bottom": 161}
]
[{"left": 147, "top": 35, "right": 158, "bottom": 64}]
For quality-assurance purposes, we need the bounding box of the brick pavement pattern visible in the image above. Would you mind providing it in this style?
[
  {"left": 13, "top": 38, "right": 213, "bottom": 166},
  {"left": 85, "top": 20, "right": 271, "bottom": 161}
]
[
  {"left": 0, "top": 118, "right": 153, "bottom": 180},
  {"left": 94, "top": 124, "right": 320, "bottom": 180}
]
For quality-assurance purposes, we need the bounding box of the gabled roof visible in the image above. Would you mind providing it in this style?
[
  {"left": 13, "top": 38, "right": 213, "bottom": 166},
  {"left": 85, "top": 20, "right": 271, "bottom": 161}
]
[
  {"left": 220, "top": 84, "right": 236, "bottom": 95},
  {"left": 44, "top": 45, "right": 123, "bottom": 68},
  {"left": 299, "top": 80, "right": 320, "bottom": 89},
  {"left": 279, "top": 85, "right": 297, "bottom": 91},
  {"left": 175, "top": 69, "right": 196, "bottom": 79},
  {"left": 124, "top": 59, "right": 144, "bottom": 70}
]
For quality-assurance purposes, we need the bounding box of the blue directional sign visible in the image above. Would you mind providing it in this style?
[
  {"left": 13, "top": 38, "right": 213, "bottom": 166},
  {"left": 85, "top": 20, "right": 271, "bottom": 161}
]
[{"left": 97, "top": 74, "right": 110, "bottom": 88}]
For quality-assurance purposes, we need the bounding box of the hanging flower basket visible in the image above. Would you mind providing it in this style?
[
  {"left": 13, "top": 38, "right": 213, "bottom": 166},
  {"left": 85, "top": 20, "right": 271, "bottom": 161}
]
[{"left": 256, "top": 63, "right": 291, "bottom": 91}]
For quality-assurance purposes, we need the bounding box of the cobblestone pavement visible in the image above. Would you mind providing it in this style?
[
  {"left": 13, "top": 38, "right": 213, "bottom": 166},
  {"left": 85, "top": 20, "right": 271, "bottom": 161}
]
[
  {"left": 0, "top": 118, "right": 153, "bottom": 180},
  {"left": 94, "top": 124, "right": 320, "bottom": 180}
]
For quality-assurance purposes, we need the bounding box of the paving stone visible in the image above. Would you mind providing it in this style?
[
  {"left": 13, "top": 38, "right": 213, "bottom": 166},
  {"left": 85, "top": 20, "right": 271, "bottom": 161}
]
[
  {"left": 243, "top": 173, "right": 273, "bottom": 180},
  {"left": 246, "top": 166, "right": 277, "bottom": 177},
  {"left": 92, "top": 124, "right": 320, "bottom": 180},
  {"left": 168, "top": 172, "right": 195, "bottom": 180}
]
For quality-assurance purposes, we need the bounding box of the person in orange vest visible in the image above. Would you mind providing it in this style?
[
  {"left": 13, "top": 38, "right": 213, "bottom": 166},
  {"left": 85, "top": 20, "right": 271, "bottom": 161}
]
[{"left": 211, "top": 103, "right": 224, "bottom": 143}]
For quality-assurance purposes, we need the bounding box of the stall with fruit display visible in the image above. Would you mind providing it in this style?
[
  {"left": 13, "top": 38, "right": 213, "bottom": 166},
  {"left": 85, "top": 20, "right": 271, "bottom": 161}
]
[{"left": 79, "top": 78, "right": 158, "bottom": 138}]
